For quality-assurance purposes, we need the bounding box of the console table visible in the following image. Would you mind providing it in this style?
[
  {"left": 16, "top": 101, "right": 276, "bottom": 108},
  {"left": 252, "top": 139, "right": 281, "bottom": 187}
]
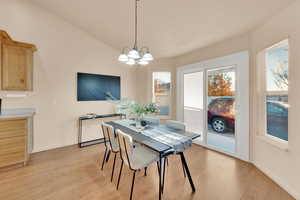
[{"left": 78, "top": 113, "right": 124, "bottom": 148}]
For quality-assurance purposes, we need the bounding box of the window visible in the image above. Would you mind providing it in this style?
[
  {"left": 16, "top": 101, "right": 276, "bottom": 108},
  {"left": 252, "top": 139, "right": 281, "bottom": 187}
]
[
  {"left": 152, "top": 72, "right": 171, "bottom": 117},
  {"left": 265, "top": 39, "right": 289, "bottom": 141}
]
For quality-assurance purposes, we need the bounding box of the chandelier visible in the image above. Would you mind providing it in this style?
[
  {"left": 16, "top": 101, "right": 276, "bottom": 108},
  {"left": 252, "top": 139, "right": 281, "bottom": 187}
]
[{"left": 118, "top": 0, "right": 153, "bottom": 66}]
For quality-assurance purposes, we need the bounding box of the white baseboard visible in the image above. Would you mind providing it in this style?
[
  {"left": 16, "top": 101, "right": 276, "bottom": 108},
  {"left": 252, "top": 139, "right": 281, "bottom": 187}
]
[{"left": 253, "top": 161, "right": 299, "bottom": 200}]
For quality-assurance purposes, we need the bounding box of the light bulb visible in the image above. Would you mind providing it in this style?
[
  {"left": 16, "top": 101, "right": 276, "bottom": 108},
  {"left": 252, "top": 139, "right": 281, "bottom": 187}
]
[
  {"left": 118, "top": 54, "right": 129, "bottom": 62},
  {"left": 128, "top": 49, "right": 140, "bottom": 59},
  {"left": 126, "top": 58, "right": 136, "bottom": 65},
  {"left": 142, "top": 52, "right": 153, "bottom": 61}
]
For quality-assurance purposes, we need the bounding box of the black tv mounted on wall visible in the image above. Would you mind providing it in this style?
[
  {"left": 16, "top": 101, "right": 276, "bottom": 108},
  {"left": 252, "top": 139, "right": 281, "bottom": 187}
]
[{"left": 77, "top": 72, "right": 121, "bottom": 101}]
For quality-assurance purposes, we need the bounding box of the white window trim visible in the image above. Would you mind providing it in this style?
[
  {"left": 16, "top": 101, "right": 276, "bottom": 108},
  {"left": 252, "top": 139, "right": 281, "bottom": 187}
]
[
  {"left": 256, "top": 39, "right": 289, "bottom": 149},
  {"left": 256, "top": 135, "right": 288, "bottom": 151}
]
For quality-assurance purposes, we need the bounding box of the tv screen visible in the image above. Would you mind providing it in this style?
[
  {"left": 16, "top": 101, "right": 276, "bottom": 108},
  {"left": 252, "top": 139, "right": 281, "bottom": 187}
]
[{"left": 77, "top": 72, "right": 121, "bottom": 101}]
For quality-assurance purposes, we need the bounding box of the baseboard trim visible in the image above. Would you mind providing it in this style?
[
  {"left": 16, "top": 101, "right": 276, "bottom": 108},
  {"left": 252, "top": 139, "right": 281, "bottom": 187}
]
[{"left": 253, "top": 161, "right": 299, "bottom": 200}]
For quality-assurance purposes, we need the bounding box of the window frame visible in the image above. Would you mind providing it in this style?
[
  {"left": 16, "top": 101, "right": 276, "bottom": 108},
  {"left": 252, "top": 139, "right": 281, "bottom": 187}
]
[{"left": 256, "top": 39, "right": 289, "bottom": 149}]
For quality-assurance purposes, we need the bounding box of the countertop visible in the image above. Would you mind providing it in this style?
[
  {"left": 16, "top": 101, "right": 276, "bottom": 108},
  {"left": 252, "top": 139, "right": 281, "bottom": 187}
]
[{"left": 0, "top": 108, "right": 35, "bottom": 119}]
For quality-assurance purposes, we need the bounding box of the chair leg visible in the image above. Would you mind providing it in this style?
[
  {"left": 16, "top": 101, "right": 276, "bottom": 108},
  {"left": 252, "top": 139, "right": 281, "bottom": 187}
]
[
  {"left": 101, "top": 148, "right": 107, "bottom": 170},
  {"left": 156, "top": 162, "right": 160, "bottom": 175},
  {"left": 106, "top": 150, "right": 111, "bottom": 162},
  {"left": 111, "top": 153, "right": 117, "bottom": 182},
  {"left": 130, "top": 171, "right": 136, "bottom": 200},
  {"left": 144, "top": 167, "right": 147, "bottom": 176},
  {"left": 117, "top": 160, "right": 123, "bottom": 190},
  {"left": 180, "top": 156, "right": 186, "bottom": 178}
]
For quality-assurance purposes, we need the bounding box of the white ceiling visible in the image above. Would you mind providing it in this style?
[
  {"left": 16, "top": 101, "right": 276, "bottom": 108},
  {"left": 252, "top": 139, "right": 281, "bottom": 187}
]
[{"left": 29, "top": 0, "right": 294, "bottom": 58}]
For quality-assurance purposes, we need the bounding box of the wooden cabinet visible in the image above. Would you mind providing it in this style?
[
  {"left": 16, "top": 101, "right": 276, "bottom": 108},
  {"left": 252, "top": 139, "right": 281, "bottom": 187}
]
[
  {"left": 0, "top": 118, "right": 29, "bottom": 168},
  {"left": 0, "top": 30, "right": 36, "bottom": 91}
]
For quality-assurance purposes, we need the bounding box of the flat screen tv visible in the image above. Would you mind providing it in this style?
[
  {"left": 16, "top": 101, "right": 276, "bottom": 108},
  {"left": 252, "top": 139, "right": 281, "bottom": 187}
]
[{"left": 77, "top": 72, "right": 121, "bottom": 101}]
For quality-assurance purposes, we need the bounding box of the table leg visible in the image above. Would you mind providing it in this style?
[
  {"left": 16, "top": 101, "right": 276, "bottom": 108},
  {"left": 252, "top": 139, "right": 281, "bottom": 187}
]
[
  {"left": 159, "top": 156, "right": 162, "bottom": 200},
  {"left": 78, "top": 119, "right": 82, "bottom": 148},
  {"left": 179, "top": 152, "right": 196, "bottom": 192}
]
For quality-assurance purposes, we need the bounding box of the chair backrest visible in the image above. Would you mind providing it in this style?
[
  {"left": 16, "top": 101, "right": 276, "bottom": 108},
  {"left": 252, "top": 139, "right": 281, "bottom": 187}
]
[
  {"left": 144, "top": 117, "right": 160, "bottom": 126},
  {"left": 116, "top": 129, "right": 134, "bottom": 169},
  {"left": 101, "top": 122, "right": 118, "bottom": 152},
  {"left": 165, "top": 120, "right": 186, "bottom": 131}
]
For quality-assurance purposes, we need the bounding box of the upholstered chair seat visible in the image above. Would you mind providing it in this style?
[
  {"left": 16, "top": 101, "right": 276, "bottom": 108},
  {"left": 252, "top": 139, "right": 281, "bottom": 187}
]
[
  {"left": 164, "top": 120, "right": 187, "bottom": 178},
  {"left": 129, "top": 145, "right": 159, "bottom": 170},
  {"left": 105, "top": 137, "right": 119, "bottom": 152},
  {"left": 144, "top": 117, "right": 160, "bottom": 126},
  {"left": 101, "top": 122, "right": 121, "bottom": 182},
  {"left": 116, "top": 129, "right": 160, "bottom": 200},
  {"left": 165, "top": 120, "right": 186, "bottom": 131}
]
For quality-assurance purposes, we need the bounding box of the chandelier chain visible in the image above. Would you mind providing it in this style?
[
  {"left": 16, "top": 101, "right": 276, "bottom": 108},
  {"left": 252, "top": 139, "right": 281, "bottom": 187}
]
[
  {"left": 118, "top": 0, "right": 153, "bottom": 65},
  {"left": 134, "top": 0, "right": 138, "bottom": 49}
]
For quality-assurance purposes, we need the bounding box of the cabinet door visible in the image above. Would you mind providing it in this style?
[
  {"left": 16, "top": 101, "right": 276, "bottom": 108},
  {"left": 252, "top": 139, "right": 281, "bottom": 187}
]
[
  {"left": 0, "top": 119, "right": 27, "bottom": 168},
  {"left": 2, "top": 44, "right": 33, "bottom": 91},
  {"left": 0, "top": 136, "right": 26, "bottom": 168}
]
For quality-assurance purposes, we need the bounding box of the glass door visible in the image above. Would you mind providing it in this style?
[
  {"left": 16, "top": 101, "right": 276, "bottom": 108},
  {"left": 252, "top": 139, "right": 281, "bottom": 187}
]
[
  {"left": 177, "top": 51, "right": 249, "bottom": 161},
  {"left": 184, "top": 71, "right": 204, "bottom": 144},
  {"left": 206, "top": 67, "right": 236, "bottom": 153}
]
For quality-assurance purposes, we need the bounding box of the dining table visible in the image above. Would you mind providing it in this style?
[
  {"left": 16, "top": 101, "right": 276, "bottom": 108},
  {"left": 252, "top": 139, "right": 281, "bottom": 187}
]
[{"left": 107, "top": 119, "right": 200, "bottom": 200}]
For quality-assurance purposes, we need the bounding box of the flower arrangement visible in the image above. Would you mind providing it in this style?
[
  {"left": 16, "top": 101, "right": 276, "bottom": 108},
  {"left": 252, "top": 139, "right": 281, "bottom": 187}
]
[
  {"left": 130, "top": 102, "right": 160, "bottom": 119},
  {"left": 105, "top": 94, "right": 159, "bottom": 119}
]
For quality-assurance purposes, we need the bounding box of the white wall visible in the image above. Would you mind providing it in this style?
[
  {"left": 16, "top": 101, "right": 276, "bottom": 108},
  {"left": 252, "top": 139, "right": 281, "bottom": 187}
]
[
  {"left": 171, "top": 2, "right": 300, "bottom": 197},
  {"left": 250, "top": 1, "right": 300, "bottom": 198},
  {"left": 0, "top": 0, "right": 137, "bottom": 152}
]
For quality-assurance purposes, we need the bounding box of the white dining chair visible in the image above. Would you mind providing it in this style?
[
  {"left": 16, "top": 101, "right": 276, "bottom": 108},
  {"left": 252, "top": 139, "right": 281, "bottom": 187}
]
[
  {"left": 116, "top": 129, "right": 160, "bottom": 200},
  {"left": 144, "top": 116, "right": 160, "bottom": 126},
  {"left": 164, "top": 120, "right": 187, "bottom": 178},
  {"left": 165, "top": 120, "right": 186, "bottom": 131},
  {"left": 101, "top": 122, "right": 120, "bottom": 182}
]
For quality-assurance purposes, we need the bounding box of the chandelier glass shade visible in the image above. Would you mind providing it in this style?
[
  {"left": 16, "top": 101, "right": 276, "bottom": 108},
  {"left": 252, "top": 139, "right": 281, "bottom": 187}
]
[{"left": 118, "top": 0, "right": 153, "bottom": 66}]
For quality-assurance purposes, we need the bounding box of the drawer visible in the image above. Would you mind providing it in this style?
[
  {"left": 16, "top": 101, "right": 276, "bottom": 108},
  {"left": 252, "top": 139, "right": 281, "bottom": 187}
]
[
  {"left": 0, "top": 119, "right": 27, "bottom": 139},
  {"left": 0, "top": 136, "right": 26, "bottom": 156}
]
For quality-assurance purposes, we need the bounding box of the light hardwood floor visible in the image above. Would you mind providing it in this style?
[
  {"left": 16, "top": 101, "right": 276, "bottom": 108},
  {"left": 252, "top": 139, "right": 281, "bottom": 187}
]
[{"left": 0, "top": 144, "right": 295, "bottom": 200}]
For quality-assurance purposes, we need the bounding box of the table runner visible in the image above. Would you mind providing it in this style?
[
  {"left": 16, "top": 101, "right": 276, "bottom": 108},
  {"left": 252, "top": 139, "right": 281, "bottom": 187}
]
[{"left": 113, "top": 119, "right": 192, "bottom": 153}]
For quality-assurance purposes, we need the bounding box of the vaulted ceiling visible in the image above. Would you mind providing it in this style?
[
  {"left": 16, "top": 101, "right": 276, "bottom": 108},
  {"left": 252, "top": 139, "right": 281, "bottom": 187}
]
[{"left": 29, "top": 0, "right": 294, "bottom": 58}]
